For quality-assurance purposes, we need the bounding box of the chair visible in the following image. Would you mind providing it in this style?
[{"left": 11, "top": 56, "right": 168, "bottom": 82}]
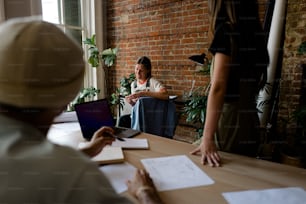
[
  {"left": 131, "top": 97, "right": 177, "bottom": 139},
  {"left": 118, "top": 114, "right": 131, "bottom": 128}
]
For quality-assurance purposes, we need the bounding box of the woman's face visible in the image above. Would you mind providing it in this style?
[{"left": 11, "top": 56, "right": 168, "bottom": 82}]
[{"left": 135, "top": 64, "right": 148, "bottom": 81}]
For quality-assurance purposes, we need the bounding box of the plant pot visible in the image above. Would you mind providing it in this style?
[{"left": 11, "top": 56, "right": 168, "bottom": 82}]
[
  {"left": 280, "top": 145, "right": 304, "bottom": 168},
  {"left": 280, "top": 152, "right": 303, "bottom": 168}
]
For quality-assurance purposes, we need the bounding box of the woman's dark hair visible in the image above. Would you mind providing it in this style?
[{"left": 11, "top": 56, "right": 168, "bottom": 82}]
[{"left": 136, "top": 56, "right": 152, "bottom": 78}]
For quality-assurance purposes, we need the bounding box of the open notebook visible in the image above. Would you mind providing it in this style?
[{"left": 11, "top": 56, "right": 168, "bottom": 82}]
[{"left": 75, "top": 99, "right": 140, "bottom": 140}]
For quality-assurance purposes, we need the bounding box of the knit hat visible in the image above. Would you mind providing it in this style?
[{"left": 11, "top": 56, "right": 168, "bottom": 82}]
[{"left": 0, "top": 17, "right": 85, "bottom": 108}]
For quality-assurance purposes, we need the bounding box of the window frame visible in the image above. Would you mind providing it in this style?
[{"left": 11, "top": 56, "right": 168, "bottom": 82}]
[{"left": 41, "top": 0, "right": 106, "bottom": 99}]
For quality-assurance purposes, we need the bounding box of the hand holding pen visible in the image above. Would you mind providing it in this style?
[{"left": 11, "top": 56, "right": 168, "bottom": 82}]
[
  {"left": 104, "top": 131, "right": 126, "bottom": 141},
  {"left": 80, "top": 126, "right": 124, "bottom": 158}
]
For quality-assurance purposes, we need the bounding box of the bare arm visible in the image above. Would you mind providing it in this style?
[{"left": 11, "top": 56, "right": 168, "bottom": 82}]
[
  {"left": 190, "top": 53, "right": 231, "bottom": 167},
  {"left": 137, "top": 88, "right": 169, "bottom": 100},
  {"left": 125, "top": 88, "right": 169, "bottom": 106}
]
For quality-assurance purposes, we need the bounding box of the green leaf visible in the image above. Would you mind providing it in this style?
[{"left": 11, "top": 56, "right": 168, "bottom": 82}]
[
  {"left": 183, "top": 87, "right": 208, "bottom": 135},
  {"left": 101, "top": 48, "right": 114, "bottom": 55},
  {"left": 298, "top": 41, "right": 306, "bottom": 55},
  {"left": 91, "top": 34, "right": 96, "bottom": 44},
  {"left": 83, "top": 34, "right": 96, "bottom": 46},
  {"left": 88, "top": 56, "right": 99, "bottom": 67},
  {"left": 113, "top": 47, "right": 118, "bottom": 55}
]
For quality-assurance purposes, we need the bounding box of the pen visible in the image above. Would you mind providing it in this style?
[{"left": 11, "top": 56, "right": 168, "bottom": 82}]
[{"left": 104, "top": 132, "right": 125, "bottom": 141}]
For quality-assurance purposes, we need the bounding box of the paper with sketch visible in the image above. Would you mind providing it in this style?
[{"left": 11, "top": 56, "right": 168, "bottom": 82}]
[
  {"left": 222, "top": 187, "right": 306, "bottom": 204},
  {"left": 141, "top": 155, "right": 214, "bottom": 191},
  {"left": 99, "top": 162, "right": 136, "bottom": 194},
  {"left": 112, "top": 138, "right": 149, "bottom": 149}
]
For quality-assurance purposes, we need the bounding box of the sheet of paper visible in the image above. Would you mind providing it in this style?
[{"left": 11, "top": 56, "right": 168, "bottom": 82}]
[
  {"left": 222, "top": 187, "right": 306, "bottom": 204},
  {"left": 99, "top": 162, "right": 136, "bottom": 194},
  {"left": 49, "top": 122, "right": 81, "bottom": 133},
  {"left": 141, "top": 155, "right": 214, "bottom": 191},
  {"left": 47, "top": 123, "right": 83, "bottom": 148},
  {"left": 112, "top": 138, "right": 149, "bottom": 149}
]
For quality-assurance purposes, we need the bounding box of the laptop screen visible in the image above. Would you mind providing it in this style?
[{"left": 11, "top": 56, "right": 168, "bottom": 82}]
[{"left": 75, "top": 99, "right": 115, "bottom": 140}]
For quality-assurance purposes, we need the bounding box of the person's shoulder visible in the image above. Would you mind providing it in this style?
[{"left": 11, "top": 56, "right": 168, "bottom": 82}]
[
  {"left": 209, "top": 22, "right": 234, "bottom": 56},
  {"left": 215, "top": 22, "right": 236, "bottom": 35},
  {"left": 149, "top": 77, "right": 160, "bottom": 83},
  {"left": 50, "top": 144, "right": 98, "bottom": 168},
  {"left": 149, "top": 77, "right": 166, "bottom": 90},
  {"left": 149, "top": 77, "right": 163, "bottom": 85},
  {"left": 131, "top": 80, "right": 137, "bottom": 88}
]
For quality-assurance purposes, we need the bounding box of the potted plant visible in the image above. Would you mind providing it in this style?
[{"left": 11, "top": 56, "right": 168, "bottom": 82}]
[
  {"left": 68, "top": 87, "right": 100, "bottom": 111},
  {"left": 292, "top": 105, "right": 306, "bottom": 151},
  {"left": 57, "top": 35, "right": 118, "bottom": 118},
  {"left": 83, "top": 34, "right": 118, "bottom": 99},
  {"left": 183, "top": 54, "right": 211, "bottom": 142},
  {"left": 110, "top": 73, "right": 135, "bottom": 118},
  {"left": 278, "top": 106, "right": 306, "bottom": 168},
  {"left": 183, "top": 87, "right": 208, "bottom": 140},
  {"left": 278, "top": 41, "right": 306, "bottom": 168},
  {"left": 83, "top": 34, "right": 118, "bottom": 68}
]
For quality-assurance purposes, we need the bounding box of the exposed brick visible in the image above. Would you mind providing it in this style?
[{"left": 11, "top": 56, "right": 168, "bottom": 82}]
[
  {"left": 280, "top": 0, "right": 306, "bottom": 129},
  {"left": 106, "top": 0, "right": 305, "bottom": 143}
]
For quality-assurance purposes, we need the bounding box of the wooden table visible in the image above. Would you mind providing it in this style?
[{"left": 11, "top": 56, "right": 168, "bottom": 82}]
[{"left": 48, "top": 123, "right": 306, "bottom": 204}]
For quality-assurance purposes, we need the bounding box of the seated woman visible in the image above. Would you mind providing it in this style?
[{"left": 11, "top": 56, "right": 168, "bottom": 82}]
[
  {"left": 125, "top": 56, "right": 169, "bottom": 106},
  {"left": 124, "top": 56, "right": 176, "bottom": 138}
]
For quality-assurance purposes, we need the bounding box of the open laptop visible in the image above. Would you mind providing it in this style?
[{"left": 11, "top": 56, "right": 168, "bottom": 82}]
[{"left": 75, "top": 99, "right": 140, "bottom": 140}]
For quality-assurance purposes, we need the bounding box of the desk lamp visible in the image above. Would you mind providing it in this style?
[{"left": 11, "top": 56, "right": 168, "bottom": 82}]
[
  {"left": 188, "top": 53, "right": 206, "bottom": 65},
  {"left": 186, "top": 53, "right": 207, "bottom": 97}
]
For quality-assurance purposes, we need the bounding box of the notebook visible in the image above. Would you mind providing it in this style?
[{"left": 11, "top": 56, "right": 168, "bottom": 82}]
[
  {"left": 75, "top": 99, "right": 141, "bottom": 140},
  {"left": 91, "top": 146, "right": 124, "bottom": 165},
  {"left": 78, "top": 143, "right": 125, "bottom": 165}
]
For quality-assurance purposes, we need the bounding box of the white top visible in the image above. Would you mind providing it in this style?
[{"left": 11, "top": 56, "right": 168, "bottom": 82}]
[
  {"left": 0, "top": 114, "right": 132, "bottom": 204},
  {"left": 131, "top": 77, "right": 165, "bottom": 94}
]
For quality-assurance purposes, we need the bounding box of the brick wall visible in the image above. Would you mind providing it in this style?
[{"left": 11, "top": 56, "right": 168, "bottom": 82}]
[
  {"left": 106, "top": 0, "right": 211, "bottom": 96},
  {"left": 105, "top": 0, "right": 282, "bottom": 142},
  {"left": 106, "top": 0, "right": 212, "bottom": 142},
  {"left": 279, "top": 0, "right": 306, "bottom": 132}
]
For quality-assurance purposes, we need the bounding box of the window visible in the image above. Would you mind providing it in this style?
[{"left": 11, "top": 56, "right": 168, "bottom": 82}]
[
  {"left": 41, "top": 0, "right": 105, "bottom": 98},
  {"left": 42, "top": 0, "right": 82, "bottom": 45}
]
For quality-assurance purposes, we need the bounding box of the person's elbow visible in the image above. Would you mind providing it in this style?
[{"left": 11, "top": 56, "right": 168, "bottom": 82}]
[
  {"left": 162, "top": 92, "right": 170, "bottom": 100},
  {"left": 209, "top": 82, "right": 226, "bottom": 99},
  {"left": 159, "top": 89, "right": 169, "bottom": 100}
]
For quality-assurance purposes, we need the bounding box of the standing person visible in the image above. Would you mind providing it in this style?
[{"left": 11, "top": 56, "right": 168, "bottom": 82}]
[
  {"left": 0, "top": 17, "right": 163, "bottom": 204},
  {"left": 125, "top": 56, "right": 169, "bottom": 106},
  {"left": 191, "top": 0, "right": 269, "bottom": 167}
]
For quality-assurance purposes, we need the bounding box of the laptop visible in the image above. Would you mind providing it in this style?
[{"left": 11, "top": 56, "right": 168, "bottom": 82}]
[{"left": 75, "top": 99, "right": 141, "bottom": 140}]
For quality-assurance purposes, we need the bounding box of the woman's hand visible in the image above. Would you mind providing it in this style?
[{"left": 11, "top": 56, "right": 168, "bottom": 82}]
[
  {"left": 190, "top": 137, "right": 221, "bottom": 167},
  {"left": 125, "top": 94, "right": 139, "bottom": 106},
  {"left": 126, "top": 169, "right": 163, "bottom": 204},
  {"left": 80, "top": 126, "right": 115, "bottom": 157}
]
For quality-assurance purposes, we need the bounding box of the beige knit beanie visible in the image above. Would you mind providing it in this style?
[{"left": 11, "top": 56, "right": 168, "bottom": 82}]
[{"left": 0, "top": 17, "right": 85, "bottom": 108}]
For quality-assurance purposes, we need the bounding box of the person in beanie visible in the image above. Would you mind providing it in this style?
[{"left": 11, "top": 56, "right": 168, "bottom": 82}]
[{"left": 0, "top": 17, "right": 163, "bottom": 204}]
